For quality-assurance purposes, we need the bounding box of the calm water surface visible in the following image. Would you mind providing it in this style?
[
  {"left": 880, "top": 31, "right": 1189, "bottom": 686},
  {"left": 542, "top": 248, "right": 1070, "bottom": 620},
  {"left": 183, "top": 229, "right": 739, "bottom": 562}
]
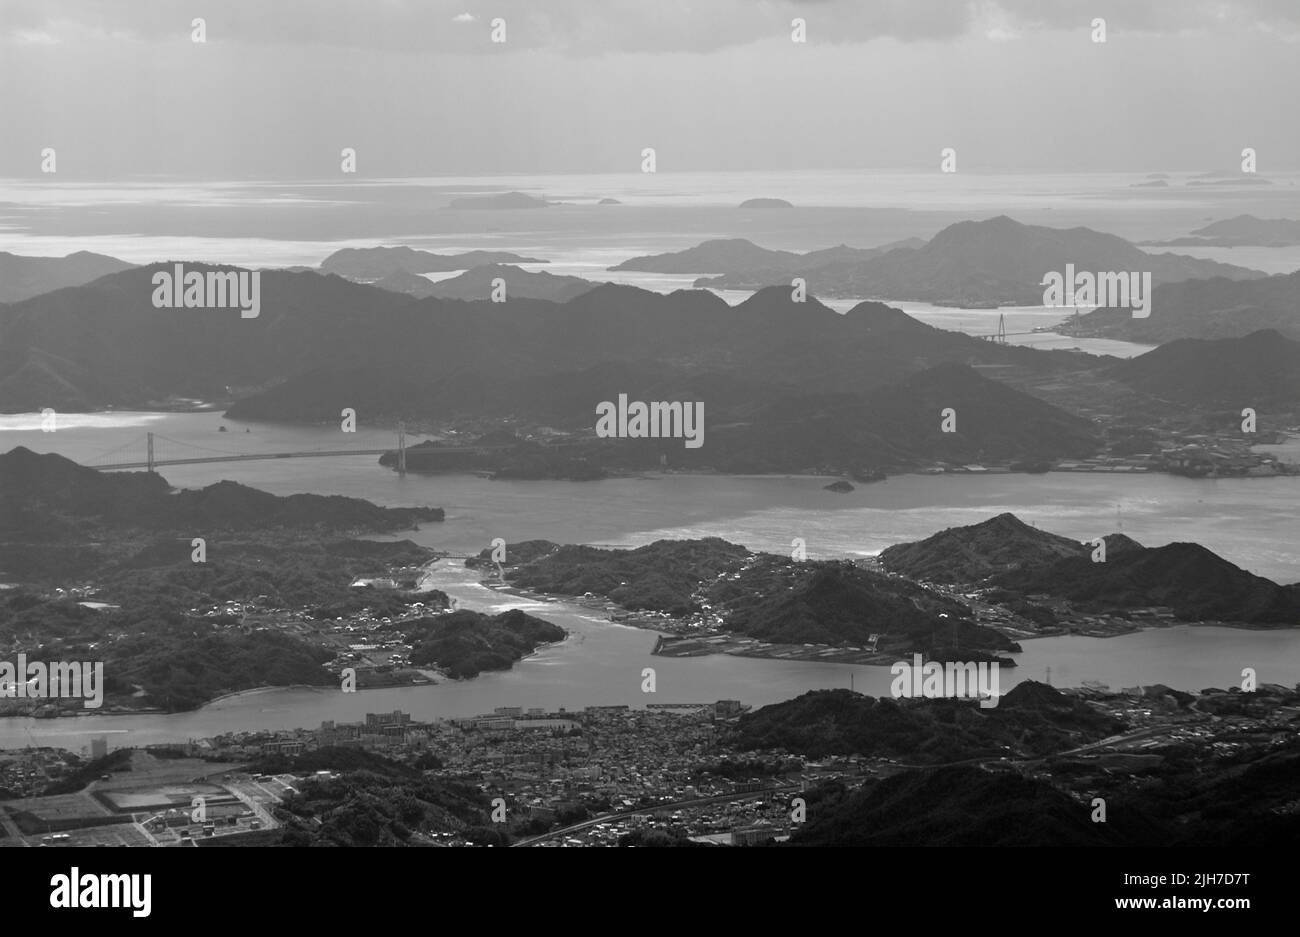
[{"left": 1, "top": 411, "right": 1297, "bottom": 749}]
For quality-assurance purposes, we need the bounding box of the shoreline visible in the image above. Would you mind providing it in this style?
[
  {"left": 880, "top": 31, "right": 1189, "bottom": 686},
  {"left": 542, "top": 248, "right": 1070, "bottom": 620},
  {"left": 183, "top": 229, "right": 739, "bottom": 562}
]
[
  {"left": 1013, "top": 617, "right": 1299, "bottom": 640},
  {"left": 386, "top": 457, "right": 1300, "bottom": 484},
  {"left": 469, "top": 575, "right": 1014, "bottom": 668},
  {"left": 0, "top": 679, "right": 430, "bottom": 722},
  {"left": 7, "top": 530, "right": 1293, "bottom": 724},
  {"left": 458, "top": 567, "right": 1300, "bottom": 668}
]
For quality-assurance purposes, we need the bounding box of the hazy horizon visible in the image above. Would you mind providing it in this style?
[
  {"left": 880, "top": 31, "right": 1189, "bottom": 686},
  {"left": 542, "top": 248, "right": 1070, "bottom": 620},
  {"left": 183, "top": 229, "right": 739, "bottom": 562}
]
[{"left": 4, "top": 0, "right": 1300, "bottom": 177}]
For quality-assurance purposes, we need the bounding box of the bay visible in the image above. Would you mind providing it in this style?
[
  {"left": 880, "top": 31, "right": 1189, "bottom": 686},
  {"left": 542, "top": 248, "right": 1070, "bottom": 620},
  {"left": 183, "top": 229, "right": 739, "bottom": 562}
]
[{"left": 1, "top": 412, "right": 1297, "bottom": 750}]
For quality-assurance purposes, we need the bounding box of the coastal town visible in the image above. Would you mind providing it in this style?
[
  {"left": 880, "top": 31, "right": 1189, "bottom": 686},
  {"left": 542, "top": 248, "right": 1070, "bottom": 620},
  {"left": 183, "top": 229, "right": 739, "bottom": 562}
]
[{"left": 2, "top": 677, "right": 1297, "bottom": 848}]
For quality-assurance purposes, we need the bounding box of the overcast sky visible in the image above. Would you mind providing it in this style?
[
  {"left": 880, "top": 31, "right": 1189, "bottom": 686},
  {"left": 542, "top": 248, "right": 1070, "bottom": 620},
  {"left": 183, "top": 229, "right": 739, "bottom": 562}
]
[{"left": 3, "top": 0, "right": 1298, "bottom": 177}]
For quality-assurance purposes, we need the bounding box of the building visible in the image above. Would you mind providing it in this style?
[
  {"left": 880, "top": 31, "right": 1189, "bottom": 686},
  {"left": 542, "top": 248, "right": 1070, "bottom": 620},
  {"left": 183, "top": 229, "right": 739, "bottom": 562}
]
[
  {"left": 366, "top": 710, "right": 411, "bottom": 727},
  {"left": 145, "top": 742, "right": 194, "bottom": 756},
  {"left": 261, "top": 740, "right": 306, "bottom": 756},
  {"left": 731, "top": 824, "right": 781, "bottom": 846},
  {"left": 714, "top": 700, "right": 746, "bottom": 717},
  {"left": 515, "top": 718, "right": 578, "bottom": 732}
]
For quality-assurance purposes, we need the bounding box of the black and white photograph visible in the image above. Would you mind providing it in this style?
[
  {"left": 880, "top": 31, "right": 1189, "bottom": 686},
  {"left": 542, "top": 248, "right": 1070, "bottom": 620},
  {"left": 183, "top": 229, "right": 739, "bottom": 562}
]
[{"left": 0, "top": 0, "right": 1296, "bottom": 915}]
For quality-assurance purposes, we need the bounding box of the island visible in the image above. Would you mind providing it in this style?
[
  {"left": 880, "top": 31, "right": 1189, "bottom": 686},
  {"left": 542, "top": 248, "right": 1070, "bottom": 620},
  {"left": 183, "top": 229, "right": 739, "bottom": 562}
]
[
  {"left": 319, "top": 245, "right": 547, "bottom": 279},
  {"left": 466, "top": 536, "right": 1020, "bottom": 666},
  {"left": 446, "top": 191, "right": 549, "bottom": 210},
  {"left": 0, "top": 448, "right": 567, "bottom": 714}
]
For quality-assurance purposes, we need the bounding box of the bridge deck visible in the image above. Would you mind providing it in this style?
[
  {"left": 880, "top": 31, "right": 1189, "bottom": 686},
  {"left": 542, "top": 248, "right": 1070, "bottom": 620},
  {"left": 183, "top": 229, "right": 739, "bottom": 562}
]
[
  {"left": 90, "top": 446, "right": 515, "bottom": 470},
  {"left": 93, "top": 449, "right": 392, "bottom": 470}
]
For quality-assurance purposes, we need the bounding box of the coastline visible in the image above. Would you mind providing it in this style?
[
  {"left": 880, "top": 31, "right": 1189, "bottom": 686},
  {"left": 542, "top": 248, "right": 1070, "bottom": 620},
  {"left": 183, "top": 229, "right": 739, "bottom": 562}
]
[
  {"left": 468, "top": 573, "right": 1000, "bottom": 668},
  {"left": 377, "top": 456, "right": 1300, "bottom": 485},
  {"left": 9, "top": 402, "right": 1292, "bottom": 484},
  {"left": 460, "top": 565, "right": 1300, "bottom": 669}
]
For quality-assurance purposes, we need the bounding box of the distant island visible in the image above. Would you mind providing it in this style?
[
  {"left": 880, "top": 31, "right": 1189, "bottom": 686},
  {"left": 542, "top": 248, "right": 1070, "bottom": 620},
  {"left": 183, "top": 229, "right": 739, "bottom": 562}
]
[
  {"left": 1185, "top": 177, "right": 1273, "bottom": 186},
  {"left": 447, "top": 191, "right": 549, "bottom": 210},
  {"left": 1141, "top": 214, "right": 1300, "bottom": 248},
  {"left": 738, "top": 198, "right": 793, "bottom": 209},
  {"left": 320, "top": 245, "right": 547, "bottom": 279},
  {"left": 688, "top": 216, "right": 1264, "bottom": 304},
  {"left": 382, "top": 263, "right": 598, "bottom": 302},
  {"left": 607, "top": 216, "right": 1263, "bottom": 305},
  {"left": 609, "top": 236, "right": 921, "bottom": 275}
]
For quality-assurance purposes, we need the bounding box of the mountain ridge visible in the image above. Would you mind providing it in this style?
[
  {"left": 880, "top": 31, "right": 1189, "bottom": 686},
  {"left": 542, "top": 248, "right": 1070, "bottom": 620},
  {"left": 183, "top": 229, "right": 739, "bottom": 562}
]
[{"left": 693, "top": 216, "right": 1264, "bottom": 304}]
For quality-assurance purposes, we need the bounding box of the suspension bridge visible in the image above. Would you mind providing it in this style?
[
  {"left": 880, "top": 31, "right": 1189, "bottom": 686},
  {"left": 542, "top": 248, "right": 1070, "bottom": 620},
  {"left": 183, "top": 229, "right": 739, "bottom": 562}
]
[{"left": 87, "top": 424, "right": 508, "bottom": 477}]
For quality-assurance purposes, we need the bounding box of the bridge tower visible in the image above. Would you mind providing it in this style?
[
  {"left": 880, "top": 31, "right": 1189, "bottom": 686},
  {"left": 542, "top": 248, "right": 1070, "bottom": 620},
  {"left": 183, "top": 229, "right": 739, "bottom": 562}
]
[
  {"left": 396, "top": 422, "right": 407, "bottom": 477},
  {"left": 147, "top": 432, "right": 155, "bottom": 473},
  {"left": 995, "top": 312, "right": 1007, "bottom": 345}
]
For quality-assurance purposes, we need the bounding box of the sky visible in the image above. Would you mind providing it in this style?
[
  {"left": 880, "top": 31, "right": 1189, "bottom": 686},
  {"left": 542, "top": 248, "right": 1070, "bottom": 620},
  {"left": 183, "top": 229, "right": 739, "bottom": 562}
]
[{"left": 2, "top": 0, "right": 1299, "bottom": 177}]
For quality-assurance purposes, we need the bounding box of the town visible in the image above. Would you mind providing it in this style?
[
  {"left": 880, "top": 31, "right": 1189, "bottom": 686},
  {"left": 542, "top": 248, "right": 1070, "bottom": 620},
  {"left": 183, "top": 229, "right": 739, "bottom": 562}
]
[{"left": 3, "top": 678, "right": 1297, "bottom": 848}]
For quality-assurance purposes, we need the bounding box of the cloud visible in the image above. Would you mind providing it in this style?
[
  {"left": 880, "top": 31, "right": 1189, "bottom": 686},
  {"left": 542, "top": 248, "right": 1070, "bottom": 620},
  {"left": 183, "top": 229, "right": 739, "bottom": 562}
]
[
  {"left": 982, "top": 0, "right": 1300, "bottom": 34},
  {"left": 2, "top": 0, "right": 1298, "bottom": 54},
  {"left": 13, "top": 28, "right": 59, "bottom": 44}
]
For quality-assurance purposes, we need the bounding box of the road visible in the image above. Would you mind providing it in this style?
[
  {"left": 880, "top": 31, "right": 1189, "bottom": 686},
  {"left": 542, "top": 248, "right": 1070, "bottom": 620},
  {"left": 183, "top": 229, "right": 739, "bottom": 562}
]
[
  {"left": 512, "top": 783, "right": 801, "bottom": 847},
  {"left": 514, "top": 726, "right": 1172, "bottom": 846}
]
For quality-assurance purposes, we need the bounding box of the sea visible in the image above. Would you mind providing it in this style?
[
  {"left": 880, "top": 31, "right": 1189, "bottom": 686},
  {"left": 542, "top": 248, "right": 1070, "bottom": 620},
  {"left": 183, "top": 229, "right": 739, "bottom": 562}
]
[
  {"left": 1, "top": 409, "right": 1299, "bottom": 750},
  {"left": 1, "top": 169, "right": 1299, "bottom": 748}
]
